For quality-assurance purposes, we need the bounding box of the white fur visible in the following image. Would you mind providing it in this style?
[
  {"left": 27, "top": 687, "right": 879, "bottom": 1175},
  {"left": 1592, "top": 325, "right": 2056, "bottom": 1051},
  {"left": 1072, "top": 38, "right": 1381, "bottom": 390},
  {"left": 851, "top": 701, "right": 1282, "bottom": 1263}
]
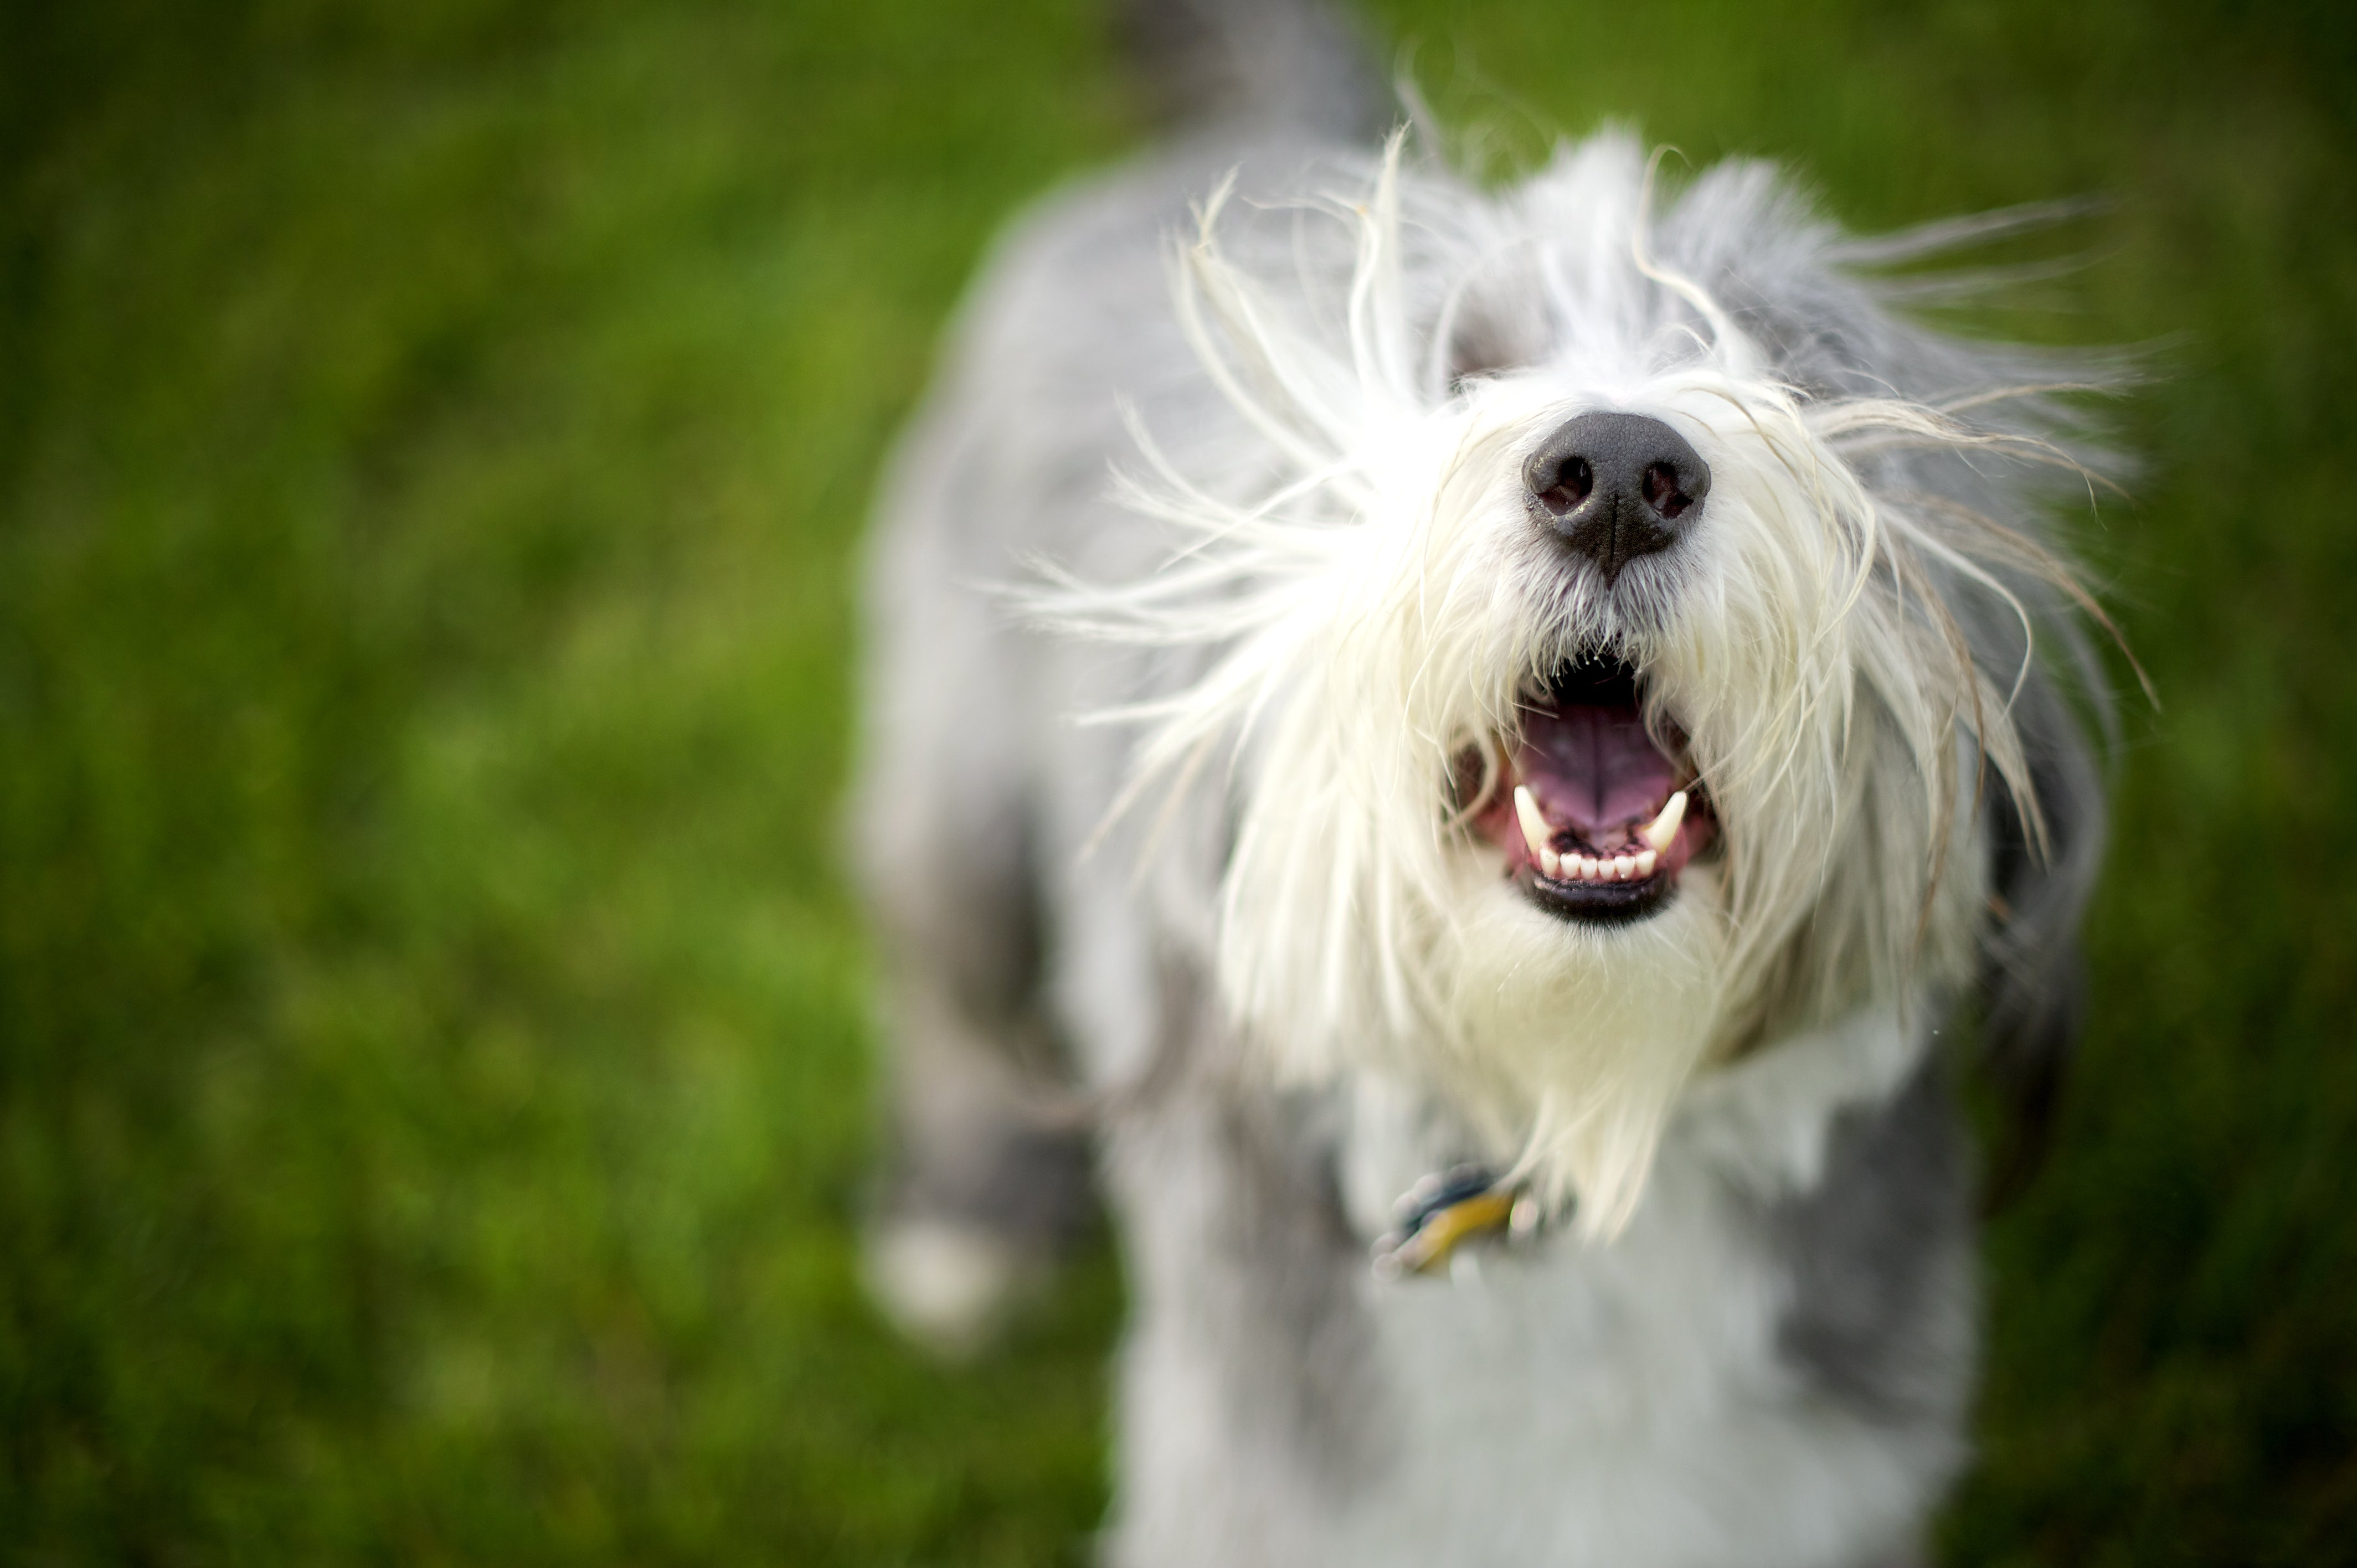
[{"left": 1043, "top": 134, "right": 2053, "bottom": 1234}]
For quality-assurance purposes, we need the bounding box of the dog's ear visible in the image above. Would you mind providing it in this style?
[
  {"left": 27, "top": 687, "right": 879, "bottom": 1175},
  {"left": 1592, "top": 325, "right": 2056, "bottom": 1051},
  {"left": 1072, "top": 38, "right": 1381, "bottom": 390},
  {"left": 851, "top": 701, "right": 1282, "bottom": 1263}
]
[{"left": 1977, "top": 663, "right": 2106, "bottom": 1206}]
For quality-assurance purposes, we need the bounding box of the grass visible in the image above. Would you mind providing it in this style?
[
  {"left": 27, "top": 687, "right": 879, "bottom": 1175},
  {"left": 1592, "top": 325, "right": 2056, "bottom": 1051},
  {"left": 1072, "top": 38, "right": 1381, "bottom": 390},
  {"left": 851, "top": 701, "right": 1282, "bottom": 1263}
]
[{"left": 1, "top": 0, "right": 2351, "bottom": 1561}]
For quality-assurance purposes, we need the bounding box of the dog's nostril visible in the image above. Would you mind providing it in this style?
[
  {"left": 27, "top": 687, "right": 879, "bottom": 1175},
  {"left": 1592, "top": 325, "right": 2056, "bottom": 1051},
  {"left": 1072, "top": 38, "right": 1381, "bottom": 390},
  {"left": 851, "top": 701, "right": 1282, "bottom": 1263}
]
[
  {"left": 1522, "top": 411, "right": 1711, "bottom": 584},
  {"left": 1641, "top": 461, "right": 1695, "bottom": 519},
  {"left": 1536, "top": 456, "right": 1593, "bottom": 517}
]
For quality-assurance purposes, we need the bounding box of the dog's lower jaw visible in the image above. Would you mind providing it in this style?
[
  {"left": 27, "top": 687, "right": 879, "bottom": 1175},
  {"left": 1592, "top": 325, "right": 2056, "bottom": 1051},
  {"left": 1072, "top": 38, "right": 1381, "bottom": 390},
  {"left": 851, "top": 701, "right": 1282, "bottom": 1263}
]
[{"left": 1520, "top": 864, "right": 1678, "bottom": 925}]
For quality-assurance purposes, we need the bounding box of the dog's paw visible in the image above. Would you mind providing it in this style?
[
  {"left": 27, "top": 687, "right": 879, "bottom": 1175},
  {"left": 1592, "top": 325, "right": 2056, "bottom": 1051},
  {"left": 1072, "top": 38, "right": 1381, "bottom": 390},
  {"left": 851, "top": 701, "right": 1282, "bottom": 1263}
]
[{"left": 863, "top": 1216, "right": 1035, "bottom": 1359}]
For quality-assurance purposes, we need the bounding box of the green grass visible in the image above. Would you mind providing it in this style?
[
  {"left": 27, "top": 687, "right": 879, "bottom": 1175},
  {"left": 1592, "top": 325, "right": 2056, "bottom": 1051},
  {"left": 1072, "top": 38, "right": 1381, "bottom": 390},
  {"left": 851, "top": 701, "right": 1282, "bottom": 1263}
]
[{"left": 1, "top": 0, "right": 2350, "bottom": 1561}]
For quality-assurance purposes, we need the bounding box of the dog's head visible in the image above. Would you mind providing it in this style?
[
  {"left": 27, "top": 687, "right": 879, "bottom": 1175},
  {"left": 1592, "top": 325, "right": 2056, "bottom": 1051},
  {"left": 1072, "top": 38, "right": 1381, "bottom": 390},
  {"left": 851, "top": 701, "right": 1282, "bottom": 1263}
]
[{"left": 1058, "top": 132, "right": 2113, "bottom": 1233}]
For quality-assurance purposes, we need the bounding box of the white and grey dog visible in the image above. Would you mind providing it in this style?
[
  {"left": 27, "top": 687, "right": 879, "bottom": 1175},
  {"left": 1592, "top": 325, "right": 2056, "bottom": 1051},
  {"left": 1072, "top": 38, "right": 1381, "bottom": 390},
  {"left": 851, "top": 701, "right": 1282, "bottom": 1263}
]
[{"left": 855, "top": 3, "right": 2116, "bottom": 1564}]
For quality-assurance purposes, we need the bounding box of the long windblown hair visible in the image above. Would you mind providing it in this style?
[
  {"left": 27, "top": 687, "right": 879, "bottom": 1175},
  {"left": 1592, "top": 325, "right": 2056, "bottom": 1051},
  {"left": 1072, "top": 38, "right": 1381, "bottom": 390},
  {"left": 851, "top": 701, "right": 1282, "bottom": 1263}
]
[{"left": 1040, "top": 130, "right": 2117, "bottom": 1234}]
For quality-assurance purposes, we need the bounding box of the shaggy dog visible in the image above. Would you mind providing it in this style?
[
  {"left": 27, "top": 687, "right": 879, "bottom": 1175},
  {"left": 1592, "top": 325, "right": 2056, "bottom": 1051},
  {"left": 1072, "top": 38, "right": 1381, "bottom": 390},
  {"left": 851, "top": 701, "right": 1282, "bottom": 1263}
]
[{"left": 854, "top": 3, "right": 2116, "bottom": 1562}]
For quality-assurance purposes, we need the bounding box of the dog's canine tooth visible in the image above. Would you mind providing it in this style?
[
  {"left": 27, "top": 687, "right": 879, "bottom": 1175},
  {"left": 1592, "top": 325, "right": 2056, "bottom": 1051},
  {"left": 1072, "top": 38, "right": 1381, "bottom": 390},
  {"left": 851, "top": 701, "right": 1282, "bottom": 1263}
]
[
  {"left": 1640, "top": 791, "right": 1689, "bottom": 855},
  {"left": 1513, "top": 785, "right": 1552, "bottom": 862}
]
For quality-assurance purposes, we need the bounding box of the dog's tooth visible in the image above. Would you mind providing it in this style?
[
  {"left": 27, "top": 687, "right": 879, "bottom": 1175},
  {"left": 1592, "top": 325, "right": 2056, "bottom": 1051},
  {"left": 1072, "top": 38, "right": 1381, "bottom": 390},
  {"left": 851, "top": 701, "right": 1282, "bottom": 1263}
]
[
  {"left": 1635, "top": 848, "right": 1658, "bottom": 878},
  {"left": 1578, "top": 855, "right": 1601, "bottom": 881},
  {"left": 1612, "top": 855, "right": 1635, "bottom": 880},
  {"left": 1513, "top": 786, "right": 1552, "bottom": 862},
  {"left": 1540, "top": 846, "right": 1562, "bottom": 880},
  {"left": 1640, "top": 791, "right": 1689, "bottom": 855}
]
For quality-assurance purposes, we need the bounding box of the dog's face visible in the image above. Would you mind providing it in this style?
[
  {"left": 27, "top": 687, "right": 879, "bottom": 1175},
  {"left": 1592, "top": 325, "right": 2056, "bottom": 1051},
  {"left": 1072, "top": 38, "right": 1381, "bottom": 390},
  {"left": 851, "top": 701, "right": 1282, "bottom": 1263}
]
[{"left": 1069, "top": 135, "right": 2077, "bottom": 1232}]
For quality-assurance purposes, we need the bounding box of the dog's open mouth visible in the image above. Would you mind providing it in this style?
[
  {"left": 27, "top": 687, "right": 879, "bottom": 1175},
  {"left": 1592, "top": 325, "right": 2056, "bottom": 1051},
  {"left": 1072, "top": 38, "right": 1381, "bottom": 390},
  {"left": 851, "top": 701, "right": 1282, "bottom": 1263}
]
[{"left": 1466, "top": 656, "right": 1716, "bottom": 925}]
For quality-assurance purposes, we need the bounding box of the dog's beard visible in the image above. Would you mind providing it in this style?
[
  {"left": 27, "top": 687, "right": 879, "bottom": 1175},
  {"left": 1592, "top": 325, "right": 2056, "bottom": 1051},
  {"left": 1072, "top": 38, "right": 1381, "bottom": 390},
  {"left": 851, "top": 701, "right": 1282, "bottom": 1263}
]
[
  {"left": 1181, "top": 370, "right": 1896, "bottom": 1237},
  {"left": 1435, "top": 859, "right": 1728, "bottom": 1237}
]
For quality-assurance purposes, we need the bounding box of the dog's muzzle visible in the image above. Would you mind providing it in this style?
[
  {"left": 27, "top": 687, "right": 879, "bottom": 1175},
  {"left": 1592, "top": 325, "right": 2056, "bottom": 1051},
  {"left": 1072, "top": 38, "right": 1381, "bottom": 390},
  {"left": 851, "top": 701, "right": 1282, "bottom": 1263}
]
[{"left": 1524, "top": 412, "right": 1711, "bottom": 585}]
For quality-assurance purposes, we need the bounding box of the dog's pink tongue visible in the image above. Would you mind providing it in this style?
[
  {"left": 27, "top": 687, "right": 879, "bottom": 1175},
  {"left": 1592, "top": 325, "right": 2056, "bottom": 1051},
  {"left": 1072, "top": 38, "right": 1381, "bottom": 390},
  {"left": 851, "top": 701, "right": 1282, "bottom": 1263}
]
[{"left": 1519, "top": 703, "right": 1679, "bottom": 842}]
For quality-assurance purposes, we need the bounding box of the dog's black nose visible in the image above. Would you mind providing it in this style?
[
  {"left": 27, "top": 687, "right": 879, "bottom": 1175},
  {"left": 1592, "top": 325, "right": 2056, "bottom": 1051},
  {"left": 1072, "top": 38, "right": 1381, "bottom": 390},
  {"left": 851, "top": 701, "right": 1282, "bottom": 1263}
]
[{"left": 1524, "top": 411, "right": 1711, "bottom": 584}]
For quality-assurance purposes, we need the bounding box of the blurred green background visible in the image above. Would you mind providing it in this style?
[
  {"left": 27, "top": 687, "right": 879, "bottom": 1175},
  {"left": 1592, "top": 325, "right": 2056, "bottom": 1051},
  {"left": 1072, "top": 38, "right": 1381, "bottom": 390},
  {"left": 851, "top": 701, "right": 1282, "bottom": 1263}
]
[{"left": 2, "top": 0, "right": 2351, "bottom": 1561}]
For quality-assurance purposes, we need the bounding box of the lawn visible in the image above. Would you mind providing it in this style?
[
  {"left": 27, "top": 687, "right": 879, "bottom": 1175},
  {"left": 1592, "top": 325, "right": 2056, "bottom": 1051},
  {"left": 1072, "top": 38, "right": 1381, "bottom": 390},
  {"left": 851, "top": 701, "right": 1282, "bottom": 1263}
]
[{"left": 1, "top": 0, "right": 2351, "bottom": 1562}]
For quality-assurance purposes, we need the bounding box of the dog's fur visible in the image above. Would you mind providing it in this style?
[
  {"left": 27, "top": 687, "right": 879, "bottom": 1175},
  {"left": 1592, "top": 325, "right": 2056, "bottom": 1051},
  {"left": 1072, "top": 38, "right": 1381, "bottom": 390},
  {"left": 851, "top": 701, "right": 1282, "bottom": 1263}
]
[{"left": 854, "top": 4, "right": 2114, "bottom": 1563}]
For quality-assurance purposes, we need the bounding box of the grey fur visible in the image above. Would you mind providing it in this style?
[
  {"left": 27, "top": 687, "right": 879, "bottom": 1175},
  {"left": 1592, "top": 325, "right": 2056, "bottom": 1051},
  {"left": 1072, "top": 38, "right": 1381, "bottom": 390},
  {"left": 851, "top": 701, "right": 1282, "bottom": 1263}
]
[
  {"left": 854, "top": 133, "right": 1327, "bottom": 1268},
  {"left": 853, "top": 5, "right": 2112, "bottom": 1560},
  {"left": 1106, "top": 976, "right": 1388, "bottom": 1502},
  {"left": 1769, "top": 1058, "right": 1977, "bottom": 1427}
]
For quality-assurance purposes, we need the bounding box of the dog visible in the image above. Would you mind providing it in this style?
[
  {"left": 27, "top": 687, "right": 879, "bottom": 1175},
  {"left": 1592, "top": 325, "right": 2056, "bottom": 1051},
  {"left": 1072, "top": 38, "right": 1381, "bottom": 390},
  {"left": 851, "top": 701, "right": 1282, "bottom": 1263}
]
[{"left": 852, "top": 2, "right": 2116, "bottom": 1562}]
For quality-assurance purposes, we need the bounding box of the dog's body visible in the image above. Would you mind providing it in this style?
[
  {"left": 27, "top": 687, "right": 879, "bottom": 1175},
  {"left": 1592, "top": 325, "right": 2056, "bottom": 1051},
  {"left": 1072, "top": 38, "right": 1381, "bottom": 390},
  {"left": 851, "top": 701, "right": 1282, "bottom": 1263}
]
[{"left": 855, "top": 8, "right": 2108, "bottom": 1565}]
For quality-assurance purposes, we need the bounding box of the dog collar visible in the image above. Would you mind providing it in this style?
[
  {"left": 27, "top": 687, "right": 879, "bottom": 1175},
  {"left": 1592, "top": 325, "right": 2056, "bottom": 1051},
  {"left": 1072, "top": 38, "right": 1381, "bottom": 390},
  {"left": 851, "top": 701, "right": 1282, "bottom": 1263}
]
[{"left": 1371, "top": 1164, "right": 1544, "bottom": 1278}]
